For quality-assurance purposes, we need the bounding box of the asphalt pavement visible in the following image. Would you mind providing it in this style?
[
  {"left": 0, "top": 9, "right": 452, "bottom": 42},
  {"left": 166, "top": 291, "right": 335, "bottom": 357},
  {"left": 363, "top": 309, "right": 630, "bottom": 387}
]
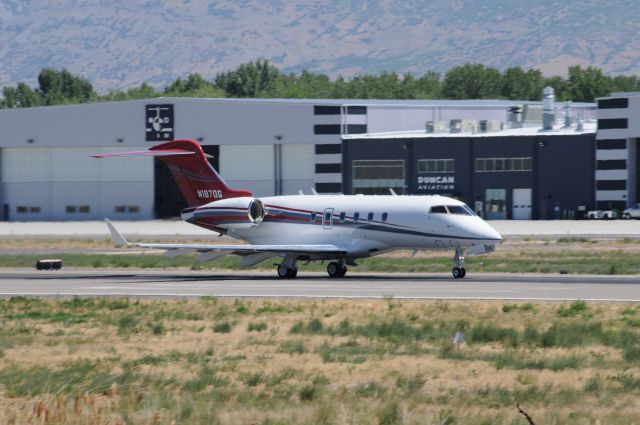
[{"left": 1, "top": 269, "right": 639, "bottom": 301}]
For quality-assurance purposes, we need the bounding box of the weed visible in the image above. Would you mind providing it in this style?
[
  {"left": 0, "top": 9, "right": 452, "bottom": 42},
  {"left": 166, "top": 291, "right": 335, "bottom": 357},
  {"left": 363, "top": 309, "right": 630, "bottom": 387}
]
[
  {"left": 278, "top": 340, "right": 306, "bottom": 355},
  {"left": 355, "top": 381, "right": 387, "bottom": 398},
  {"left": 213, "top": 322, "right": 232, "bottom": 333},
  {"left": 117, "top": 314, "right": 138, "bottom": 334},
  {"left": 248, "top": 321, "right": 267, "bottom": 332},
  {"left": 298, "top": 384, "right": 317, "bottom": 401},
  {"left": 377, "top": 401, "right": 401, "bottom": 425},
  {"left": 557, "top": 300, "right": 589, "bottom": 317},
  {"left": 241, "top": 372, "right": 264, "bottom": 387},
  {"left": 396, "top": 373, "right": 426, "bottom": 393}
]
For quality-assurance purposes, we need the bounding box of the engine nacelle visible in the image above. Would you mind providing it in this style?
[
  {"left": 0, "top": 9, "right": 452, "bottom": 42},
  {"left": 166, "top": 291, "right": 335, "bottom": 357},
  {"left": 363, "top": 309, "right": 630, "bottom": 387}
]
[{"left": 182, "top": 197, "right": 265, "bottom": 230}]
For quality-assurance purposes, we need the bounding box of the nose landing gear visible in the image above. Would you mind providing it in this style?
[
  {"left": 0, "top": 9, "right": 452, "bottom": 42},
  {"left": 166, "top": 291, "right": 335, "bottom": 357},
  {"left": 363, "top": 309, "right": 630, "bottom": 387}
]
[{"left": 452, "top": 248, "right": 466, "bottom": 279}]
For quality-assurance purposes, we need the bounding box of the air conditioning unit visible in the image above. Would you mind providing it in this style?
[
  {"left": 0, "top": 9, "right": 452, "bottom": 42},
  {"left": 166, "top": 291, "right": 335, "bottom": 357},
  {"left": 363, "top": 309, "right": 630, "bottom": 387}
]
[
  {"left": 479, "top": 120, "right": 503, "bottom": 133},
  {"left": 425, "top": 121, "right": 448, "bottom": 133}
]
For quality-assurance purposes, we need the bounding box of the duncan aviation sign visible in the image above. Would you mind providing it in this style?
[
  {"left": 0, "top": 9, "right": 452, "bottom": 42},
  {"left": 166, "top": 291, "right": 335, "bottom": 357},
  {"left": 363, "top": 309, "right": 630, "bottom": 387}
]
[{"left": 417, "top": 175, "right": 455, "bottom": 192}]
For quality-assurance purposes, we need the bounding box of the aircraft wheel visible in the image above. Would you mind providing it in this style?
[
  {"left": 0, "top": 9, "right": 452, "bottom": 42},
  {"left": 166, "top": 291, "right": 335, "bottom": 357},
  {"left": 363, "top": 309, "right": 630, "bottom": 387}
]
[
  {"left": 337, "top": 266, "right": 347, "bottom": 277},
  {"left": 287, "top": 268, "right": 298, "bottom": 278},
  {"left": 277, "top": 265, "right": 291, "bottom": 279},
  {"left": 327, "top": 262, "right": 342, "bottom": 278},
  {"left": 452, "top": 267, "right": 466, "bottom": 279}
]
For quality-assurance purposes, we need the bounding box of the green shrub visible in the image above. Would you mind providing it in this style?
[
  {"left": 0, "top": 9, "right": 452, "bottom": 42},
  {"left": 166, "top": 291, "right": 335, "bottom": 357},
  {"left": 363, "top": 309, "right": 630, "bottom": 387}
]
[
  {"left": 117, "top": 314, "right": 138, "bottom": 334},
  {"left": 469, "top": 324, "right": 519, "bottom": 347},
  {"left": 307, "top": 318, "right": 324, "bottom": 334},
  {"left": 299, "top": 384, "right": 317, "bottom": 401},
  {"left": 278, "top": 340, "right": 306, "bottom": 355},
  {"left": 213, "top": 322, "right": 232, "bottom": 333},
  {"left": 247, "top": 321, "right": 267, "bottom": 332},
  {"left": 557, "top": 300, "right": 588, "bottom": 317}
]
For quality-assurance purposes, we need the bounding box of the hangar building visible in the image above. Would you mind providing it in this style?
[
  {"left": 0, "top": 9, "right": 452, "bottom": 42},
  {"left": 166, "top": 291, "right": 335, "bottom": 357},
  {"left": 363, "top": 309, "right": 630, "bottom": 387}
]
[{"left": 0, "top": 97, "right": 591, "bottom": 221}]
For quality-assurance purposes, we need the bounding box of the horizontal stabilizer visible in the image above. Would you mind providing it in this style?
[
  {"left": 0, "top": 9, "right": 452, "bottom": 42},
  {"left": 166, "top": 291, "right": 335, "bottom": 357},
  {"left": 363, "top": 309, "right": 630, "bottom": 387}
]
[{"left": 93, "top": 149, "right": 194, "bottom": 158}]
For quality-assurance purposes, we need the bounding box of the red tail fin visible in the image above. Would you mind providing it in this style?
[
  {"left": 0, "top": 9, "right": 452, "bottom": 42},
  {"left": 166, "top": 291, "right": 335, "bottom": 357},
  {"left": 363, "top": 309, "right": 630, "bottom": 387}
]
[{"left": 94, "top": 139, "right": 251, "bottom": 206}]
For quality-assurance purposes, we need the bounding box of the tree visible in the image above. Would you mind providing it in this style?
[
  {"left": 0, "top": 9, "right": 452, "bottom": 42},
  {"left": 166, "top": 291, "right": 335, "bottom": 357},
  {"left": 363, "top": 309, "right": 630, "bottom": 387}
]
[
  {"left": 215, "top": 60, "right": 284, "bottom": 97},
  {"left": 37, "top": 68, "right": 95, "bottom": 105},
  {"left": 1, "top": 82, "right": 42, "bottom": 108},
  {"left": 441, "top": 63, "right": 502, "bottom": 99},
  {"left": 164, "top": 73, "right": 224, "bottom": 97},
  {"left": 566, "top": 65, "right": 612, "bottom": 102},
  {"left": 501, "top": 67, "right": 545, "bottom": 100}
]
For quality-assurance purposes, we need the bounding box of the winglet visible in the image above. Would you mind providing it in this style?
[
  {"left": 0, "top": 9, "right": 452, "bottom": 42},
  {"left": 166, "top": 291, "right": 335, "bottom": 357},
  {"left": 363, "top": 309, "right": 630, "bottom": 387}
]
[{"left": 104, "top": 219, "right": 130, "bottom": 247}]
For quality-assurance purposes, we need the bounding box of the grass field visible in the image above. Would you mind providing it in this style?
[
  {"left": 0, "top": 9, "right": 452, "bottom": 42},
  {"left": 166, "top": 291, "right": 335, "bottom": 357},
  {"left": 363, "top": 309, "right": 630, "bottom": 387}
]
[
  {"left": 1, "top": 236, "right": 640, "bottom": 275},
  {"left": 3, "top": 297, "right": 640, "bottom": 424}
]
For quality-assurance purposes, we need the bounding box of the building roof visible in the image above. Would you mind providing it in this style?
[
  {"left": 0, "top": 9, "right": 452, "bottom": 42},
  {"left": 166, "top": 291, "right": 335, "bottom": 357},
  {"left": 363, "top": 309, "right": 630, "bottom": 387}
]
[
  {"left": 0, "top": 96, "right": 596, "bottom": 113},
  {"left": 342, "top": 122, "right": 597, "bottom": 140}
]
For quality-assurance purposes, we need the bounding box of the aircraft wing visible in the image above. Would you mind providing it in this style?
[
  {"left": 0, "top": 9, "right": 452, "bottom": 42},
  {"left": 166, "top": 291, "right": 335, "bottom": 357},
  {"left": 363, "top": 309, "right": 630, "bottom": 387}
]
[{"left": 105, "top": 219, "right": 347, "bottom": 260}]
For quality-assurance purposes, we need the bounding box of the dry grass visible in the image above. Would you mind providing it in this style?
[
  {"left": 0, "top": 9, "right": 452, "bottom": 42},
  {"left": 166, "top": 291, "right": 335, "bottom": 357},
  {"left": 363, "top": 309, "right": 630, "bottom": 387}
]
[{"left": 2, "top": 298, "right": 640, "bottom": 424}]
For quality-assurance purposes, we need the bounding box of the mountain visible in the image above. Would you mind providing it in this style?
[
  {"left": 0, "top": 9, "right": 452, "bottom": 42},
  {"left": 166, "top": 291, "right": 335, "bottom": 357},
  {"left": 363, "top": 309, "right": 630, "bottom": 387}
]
[{"left": 1, "top": 0, "right": 639, "bottom": 93}]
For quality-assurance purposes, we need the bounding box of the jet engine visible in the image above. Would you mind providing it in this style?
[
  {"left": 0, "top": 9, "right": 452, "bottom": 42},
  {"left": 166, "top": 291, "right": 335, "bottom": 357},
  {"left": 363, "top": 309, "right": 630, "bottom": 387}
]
[{"left": 182, "top": 197, "right": 265, "bottom": 230}]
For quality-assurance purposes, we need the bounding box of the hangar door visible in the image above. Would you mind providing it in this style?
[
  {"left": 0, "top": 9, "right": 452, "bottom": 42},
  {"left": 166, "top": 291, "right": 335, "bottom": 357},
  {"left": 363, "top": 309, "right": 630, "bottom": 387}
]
[{"left": 512, "top": 188, "right": 532, "bottom": 220}]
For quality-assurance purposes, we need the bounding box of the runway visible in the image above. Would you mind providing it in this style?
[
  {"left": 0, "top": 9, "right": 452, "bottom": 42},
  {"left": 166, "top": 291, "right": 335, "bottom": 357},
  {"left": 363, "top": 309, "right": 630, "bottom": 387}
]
[{"left": 1, "top": 269, "right": 640, "bottom": 301}]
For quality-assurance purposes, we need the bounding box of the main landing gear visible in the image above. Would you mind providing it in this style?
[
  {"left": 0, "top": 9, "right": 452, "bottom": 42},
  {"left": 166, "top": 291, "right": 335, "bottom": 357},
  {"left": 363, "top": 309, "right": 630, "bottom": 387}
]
[
  {"left": 327, "top": 261, "right": 347, "bottom": 278},
  {"left": 276, "top": 254, "right": 298, "bottom": 279},
  {"left": 452, "top": 248, "right": 466, "bottom": 279}
]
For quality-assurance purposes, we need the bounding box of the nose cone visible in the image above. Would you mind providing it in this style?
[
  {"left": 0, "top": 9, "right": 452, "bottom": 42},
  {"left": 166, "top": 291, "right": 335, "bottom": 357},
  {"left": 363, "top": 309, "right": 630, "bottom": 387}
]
[{"left": 483, "top": 222, "right": 502, "bottom": 243}]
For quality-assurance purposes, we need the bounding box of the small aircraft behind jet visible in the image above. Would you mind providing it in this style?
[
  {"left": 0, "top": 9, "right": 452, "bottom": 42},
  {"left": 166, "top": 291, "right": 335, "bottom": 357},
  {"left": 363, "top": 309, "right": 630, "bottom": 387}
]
[{"left": 94, "top": 140, "right": 501, "bottom": 279}]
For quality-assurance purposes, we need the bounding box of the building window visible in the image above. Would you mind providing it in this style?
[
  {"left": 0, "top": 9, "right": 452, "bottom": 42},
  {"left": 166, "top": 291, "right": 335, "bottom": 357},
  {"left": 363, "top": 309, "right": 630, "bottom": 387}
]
[
  {"left": 314, "top": 124, "right": 341, "bottom": 135},
  {"left": 315, "top": 183, "right": 342, "bottom": 193},
  {"left": 475, "top": 157, "right": 532, "bottom": 172},
  {"left": 352, "top": 160, "right": 405, "bottom": 195},
  {"left": 597, "top": 139, "right": 627, "bottom": 150},
  {"left": 598, "top": 118, "right": 628, "bottom": 130},
  {"left": 418, "top": 159, "right": 455, "bottom": 173},
  {"left": 315, "top": 163, "right": 342, "bottom": 173},
  {"left": 115, "top": 206, "right": 126, "bottom": 213},
  {"left": 315, "top": 144, "right": 342, "bottom": 154},
  {"left": 30, "top": 206, "right": 40, "bottom": 213},
  {"left": 314, "top": 105, "right": 341, "bottom": 115},
  {"left": 485, "top": 189, "right": 507, "bottom": 220},
  {"left": 66, "top": 206, "right": 77, "bottom": 213},
  {"left": 127, "top": 205, "right": 140, "bottom": 213},
  {"left": 598, "top": 98, "right": 628, "bottom": 109},
  {"left": 597, "top": 180, "right": 627, "bottom": 190},
  {"left": 596, "top": 159, "right": 627, "bottom": 170},
  {"left": 17, "top": 206, "right": 28, "bottom": 214},
  {"left": 345, "top": 124, "right": 367, "bottom": 134},
  {"left": 79, "top": 205, "right": 90, "bottom": 213},
  {"left": 347, "top": 106, "right": 367, "bottom": 115}
]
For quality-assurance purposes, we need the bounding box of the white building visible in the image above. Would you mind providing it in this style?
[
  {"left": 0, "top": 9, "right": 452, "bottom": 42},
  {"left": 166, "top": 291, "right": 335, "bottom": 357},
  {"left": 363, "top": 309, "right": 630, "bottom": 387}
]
[
  {"left": 595, "top": 92, "right": 640, "bottom": 209},
  {"left": 0, "top": 97, "right": 596, "bottom": 221}
]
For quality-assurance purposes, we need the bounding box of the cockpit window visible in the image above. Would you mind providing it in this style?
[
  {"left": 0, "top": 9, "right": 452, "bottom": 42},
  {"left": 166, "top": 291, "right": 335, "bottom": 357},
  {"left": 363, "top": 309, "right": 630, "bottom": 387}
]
[
  {"left": 447, "top": 205, "right": 472, "bottom": 215},
  {"left": 429, "top": 205, "right": 447, "bottom": 214}
]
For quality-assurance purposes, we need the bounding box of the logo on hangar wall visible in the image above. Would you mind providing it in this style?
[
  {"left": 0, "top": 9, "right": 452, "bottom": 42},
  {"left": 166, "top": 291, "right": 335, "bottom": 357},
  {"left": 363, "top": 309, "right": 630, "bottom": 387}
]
[
  {"left": 417, "top": 175, "right": 455, "bottom": 192},
  {"left": 145, "top": 104, "right": 174, "bottom": 141}
]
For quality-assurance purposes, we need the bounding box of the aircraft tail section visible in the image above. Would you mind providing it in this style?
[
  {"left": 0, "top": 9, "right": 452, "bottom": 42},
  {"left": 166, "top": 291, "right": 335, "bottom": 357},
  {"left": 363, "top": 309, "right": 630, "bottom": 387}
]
[{"left": 93, "top": 139, "right": 251, "bottom": 207}]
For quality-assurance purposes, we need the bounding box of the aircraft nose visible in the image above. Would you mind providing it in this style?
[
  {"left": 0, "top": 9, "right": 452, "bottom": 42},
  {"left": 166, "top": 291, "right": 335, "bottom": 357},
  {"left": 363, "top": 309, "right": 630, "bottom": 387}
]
[{"left": 482, "top": 222, "right": 502, "bottom": 243}]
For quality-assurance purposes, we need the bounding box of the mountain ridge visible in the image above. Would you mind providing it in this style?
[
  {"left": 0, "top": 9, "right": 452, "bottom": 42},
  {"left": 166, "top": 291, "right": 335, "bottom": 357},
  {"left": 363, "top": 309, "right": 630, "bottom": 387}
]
[{"left": 1, "top": 0, "right": 639, "bottom": 92}]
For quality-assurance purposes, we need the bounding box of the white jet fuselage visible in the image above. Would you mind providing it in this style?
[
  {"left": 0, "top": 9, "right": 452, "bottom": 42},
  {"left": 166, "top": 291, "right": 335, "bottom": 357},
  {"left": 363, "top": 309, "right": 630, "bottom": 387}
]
[{"left": 183, "top": 194, "right": 502, "bottom": 259}]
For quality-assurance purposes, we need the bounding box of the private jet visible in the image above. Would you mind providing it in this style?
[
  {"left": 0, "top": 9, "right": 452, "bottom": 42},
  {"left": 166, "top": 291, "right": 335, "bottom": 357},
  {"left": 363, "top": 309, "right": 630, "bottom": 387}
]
[{"left": 95, "top": 140, "right": 501, "bottom": 279}]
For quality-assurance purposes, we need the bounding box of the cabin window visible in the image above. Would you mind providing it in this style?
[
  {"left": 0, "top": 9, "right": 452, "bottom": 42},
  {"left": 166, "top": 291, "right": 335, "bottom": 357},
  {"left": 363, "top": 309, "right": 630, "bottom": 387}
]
[
  {"left": 310, "top": 212, "right": 317, "bottom": 222},
  {"left": 429, "top": 205, "right": 447, "bottom": 214},
  {"left": 381, "top": 212, "right": 388, "bottom": 222},
  {"left": 354, "top": 212, "right": 360, "bottom": 222},
  {"left": 367, "top": 212, "right": 374, "bottom": 221},
  {"left": 339, "top": 212, "right": 346, "bottom": 222},
  {"left": 447, "top": 205, "right": 472, "bottom": 215}
]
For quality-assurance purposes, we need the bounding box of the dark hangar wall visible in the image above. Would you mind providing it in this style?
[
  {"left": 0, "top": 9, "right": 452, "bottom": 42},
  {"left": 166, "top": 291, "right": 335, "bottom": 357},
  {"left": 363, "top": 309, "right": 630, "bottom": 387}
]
[{"left": 342, "top": 133, "right": 595, "bottom": 219}]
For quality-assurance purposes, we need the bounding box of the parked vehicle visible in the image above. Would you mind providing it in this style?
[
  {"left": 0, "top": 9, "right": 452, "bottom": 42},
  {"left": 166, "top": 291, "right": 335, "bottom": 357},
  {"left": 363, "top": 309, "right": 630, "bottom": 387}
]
[
  {"left": 587, "top": 210, "right": 618, "bottom": 220},
  {"left": 623, "top": 204, "right": 640, "bottom": 219}
]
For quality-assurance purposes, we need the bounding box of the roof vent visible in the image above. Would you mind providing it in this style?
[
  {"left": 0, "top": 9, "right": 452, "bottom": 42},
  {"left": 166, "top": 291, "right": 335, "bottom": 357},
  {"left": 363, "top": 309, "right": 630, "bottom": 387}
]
[{"left": 542, "top": 87, "right": 555, "bottom": 130}]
